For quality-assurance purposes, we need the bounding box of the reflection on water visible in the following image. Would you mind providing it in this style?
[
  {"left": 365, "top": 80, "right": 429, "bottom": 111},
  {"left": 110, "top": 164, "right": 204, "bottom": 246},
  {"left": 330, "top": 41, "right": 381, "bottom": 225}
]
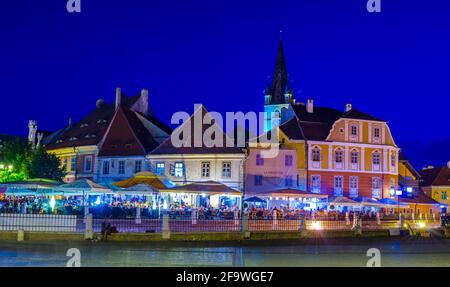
[{"left": 0, "top": 238, "right": 449, "bottom": 267}]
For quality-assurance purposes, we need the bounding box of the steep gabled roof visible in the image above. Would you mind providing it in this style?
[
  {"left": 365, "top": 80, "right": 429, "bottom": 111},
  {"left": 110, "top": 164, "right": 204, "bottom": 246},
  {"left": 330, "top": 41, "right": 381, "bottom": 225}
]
[
  {"left": 98, "top": 107, "right": 163, "bottom": 157},
  {"left": 45, "top": 94, "right": 141, "bottom": 150},
  {"left": 150, "top": 106, "right": 244, "bottom": 155},
  {"left": 279, "top": 117, "right": 304, "bottom": 140},
  {"left": 291, "top": 104, "right": 342, "bottom": 124},
  {"left": 341, "top": 109, "right": 385, "bottom": 122},
  {"left": 420, "top": 166, "right": 450, "bottom": 187}
]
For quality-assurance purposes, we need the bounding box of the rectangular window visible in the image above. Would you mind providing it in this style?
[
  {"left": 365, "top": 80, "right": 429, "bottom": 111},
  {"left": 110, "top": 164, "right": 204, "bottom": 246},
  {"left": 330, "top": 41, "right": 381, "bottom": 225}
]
[
  {"left": 134, "top": 160, "right": 142, "bottom": 173},
  {"left": 174, "top": 162, "right": 184, "bottom": 178},
  {"left": 62, "top": 157, "right": 68, "bottom": 171},
  {"left": 349, "top": 176, "right": 359, "bottom": 198},
  {"left": 222, "top": 162, "right": 231, "bottom": 177},
  {"left": 442, "top": 191, "right": 448, "bottom": 200},
  {"left": 118, "top": 160, "right": 126, "bottom": 175},
  {"left": 285, "top": 176, "right": 293, "bottom": 187},
  {"left": 256, "top": 154, "right": 264, "bottom": 166},
  {"left": 372, "top": 177, "right": 381, "bottom": 198},
  {"left": 70, "top": 156, "right": 76, "bottom": 172},
  {"left": 351, "top": 125, "right": 358, "bottom": 136},
  {"left": 156, "top": 162, "right": 165, "bottom": 175},
  {"left": 285, "top": 155, "right": 293, "bottom": 167},
  {"left": 84, "top": 156, "right": 92, "bottom": 172},
  {"left": 334, "top": 176, "right": 344, "bottom": 196},
  {"left": 374, "top": 128, "right": 380, "bottom": 139},
  {"left": 201, "top": 162, "right": 210, "bottom": 177},
  {"left": 311, "top": 175, "right": 321, "bottom": 194},
  {"left": 102, "top": 161, "right": 110, "bottom": 175},
  {"left": 390, "top": 178, "right": 396, "bottom": 190},
  {"left": 254, "top": 175, "right": 263, "bottom": 186}
]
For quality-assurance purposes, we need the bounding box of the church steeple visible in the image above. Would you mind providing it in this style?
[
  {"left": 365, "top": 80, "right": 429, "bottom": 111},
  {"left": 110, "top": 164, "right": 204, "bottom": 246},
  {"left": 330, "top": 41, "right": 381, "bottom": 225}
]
[
  {"left": 266, "top": 37, "right": 290, "bottom": 105},
  {"left": 263, "top": 35, "right": 295, "bottom": 132}
]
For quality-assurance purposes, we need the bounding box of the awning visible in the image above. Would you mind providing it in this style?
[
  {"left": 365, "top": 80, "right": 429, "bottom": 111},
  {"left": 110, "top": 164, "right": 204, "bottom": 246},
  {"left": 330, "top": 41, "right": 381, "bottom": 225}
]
[
  {"left": 328, "top": 196, "right": 360, "bottom": 207},
  {"left": 114, "top": 171, "right": 174, "bottom": 190},
  {"left": 352, "top": 197, "right": 386, "bottom": 207},
  {"left": 160, "top": 181, "right": 242, "bottom": 196},
  {"left": 117, "top": 184, "right": 159, "bottom": 196},
  {"left": 244, "top": 196, "right": 266, "bottom": 203},
  {"left": 255, "top": 189, "right": 328, "bottom": 199},
  {"left": 0, "top": 178, "right": 62, "bottom": 190},
  {"left": 55, "top": 179, "right": 112, "bottom": 195},
  {"left": 378, "top": 198, "right": 409, "bottom": 207}
]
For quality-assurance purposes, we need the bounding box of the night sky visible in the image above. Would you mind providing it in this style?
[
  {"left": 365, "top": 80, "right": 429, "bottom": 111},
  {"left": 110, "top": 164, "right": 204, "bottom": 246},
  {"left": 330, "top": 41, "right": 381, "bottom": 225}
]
[{"left": 0, "top": 0, "right": 449, "bottom": 169}]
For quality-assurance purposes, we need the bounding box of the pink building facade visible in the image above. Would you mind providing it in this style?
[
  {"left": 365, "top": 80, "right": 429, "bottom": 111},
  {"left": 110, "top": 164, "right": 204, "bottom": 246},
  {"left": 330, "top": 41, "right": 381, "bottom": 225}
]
[{"left": 245, "top": 148, "right": 299, "bottom": 195}]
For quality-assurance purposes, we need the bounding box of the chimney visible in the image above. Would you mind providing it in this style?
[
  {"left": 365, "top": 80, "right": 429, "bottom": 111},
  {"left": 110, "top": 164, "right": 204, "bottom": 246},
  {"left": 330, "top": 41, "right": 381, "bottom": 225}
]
[
  {"left": 306, "top": 99, "right": 314, "bottom": 113},
  {"left": 141, "top": 88, "right": 151, "bottom": 115},
  {"left": 345, "top": 103, "right": 352, "bottom": 112},
  {"left": 115, "top": 87, "right": 122, "bottom": 110}
]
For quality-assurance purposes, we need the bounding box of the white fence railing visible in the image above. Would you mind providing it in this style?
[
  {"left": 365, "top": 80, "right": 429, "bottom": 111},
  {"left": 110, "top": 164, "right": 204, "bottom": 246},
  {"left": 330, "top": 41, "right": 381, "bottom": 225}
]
[{"left": 0, "top": 214, "right": 77, "bottom": 232}]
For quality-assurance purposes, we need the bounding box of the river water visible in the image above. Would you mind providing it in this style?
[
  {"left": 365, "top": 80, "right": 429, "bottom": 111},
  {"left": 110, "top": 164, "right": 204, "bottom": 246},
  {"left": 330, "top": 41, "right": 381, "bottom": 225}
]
[{"left": 0, "top": 237, "right": 449, "bottom": 267}]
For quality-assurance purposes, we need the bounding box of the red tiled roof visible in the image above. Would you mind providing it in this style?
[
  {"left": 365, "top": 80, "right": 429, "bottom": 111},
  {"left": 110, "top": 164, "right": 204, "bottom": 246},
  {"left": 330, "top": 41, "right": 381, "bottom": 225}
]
[
  {"left": 399, "top": 191, "right": 440, "bottom": 205},
  {"left": 420, "top": 166, "right": 450, "bottom": 187},
  {"left": 45, "top": 94, "right": 141, "bottom": 150},
  {"left": 98, "top": 107, "right": 160, "bottom": 157}
]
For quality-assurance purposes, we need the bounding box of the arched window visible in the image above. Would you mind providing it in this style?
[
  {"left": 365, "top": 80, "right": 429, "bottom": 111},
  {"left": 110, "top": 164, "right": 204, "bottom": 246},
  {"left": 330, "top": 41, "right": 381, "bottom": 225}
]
[
  {"left": 351, "top": 150, "right": 359, "bottom": 164},
  {"left": 372, "top": 151, "right": 381, "bottom": 165},
  {"left": 335, "top": 149, "right": 344, "bottom": 163},
  {"left": 312, "top": 147, "right": 321, "bottom": 162},
  {"left": 372, "top": 151, "right": 381, "bottom": 171}
]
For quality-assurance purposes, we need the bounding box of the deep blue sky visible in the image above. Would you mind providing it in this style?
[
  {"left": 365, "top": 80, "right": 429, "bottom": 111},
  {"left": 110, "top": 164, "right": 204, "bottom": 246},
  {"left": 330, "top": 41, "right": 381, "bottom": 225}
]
[{"left": 0, "top": 0, "right": 449, "bottom": 169}]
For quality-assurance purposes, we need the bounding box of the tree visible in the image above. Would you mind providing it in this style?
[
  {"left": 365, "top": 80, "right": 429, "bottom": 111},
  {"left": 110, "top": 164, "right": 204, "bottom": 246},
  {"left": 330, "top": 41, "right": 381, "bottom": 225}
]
[
  {"left": 0, "top": 139, "right": 30, "bottom": 181},
  {"left": 0, "top": 141, "right": 66, "bottom": 182},
  {"left": 27, "top": 147, "right": 66, "bottom": 181}
]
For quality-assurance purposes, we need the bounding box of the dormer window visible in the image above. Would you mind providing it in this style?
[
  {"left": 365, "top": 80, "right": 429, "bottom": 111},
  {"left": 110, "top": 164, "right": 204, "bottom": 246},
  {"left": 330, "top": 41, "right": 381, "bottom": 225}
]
[
  {"left": 97, "top": 119, "right": 107, "bottom": 124},
  {"left": 373, "top": 127, "right": 381, "bottom": 143},
  {"left": 350, "top": 125, "right": 358, "bottom": 141},
  {"left": 69, "top": 137, "right": 78, "bottom": 141},
  {"left": 80, "top": 123, "right": 89, "bottom": 128}
]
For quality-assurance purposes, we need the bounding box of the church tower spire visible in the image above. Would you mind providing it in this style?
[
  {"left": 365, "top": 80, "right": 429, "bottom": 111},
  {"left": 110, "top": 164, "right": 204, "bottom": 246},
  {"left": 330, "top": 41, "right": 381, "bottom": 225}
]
[
  {"left": 270, "top": 38, "right": 289, "bottom": 104},
  {"left": 264, "top": 35, "right": 295, "bottom": 132}
]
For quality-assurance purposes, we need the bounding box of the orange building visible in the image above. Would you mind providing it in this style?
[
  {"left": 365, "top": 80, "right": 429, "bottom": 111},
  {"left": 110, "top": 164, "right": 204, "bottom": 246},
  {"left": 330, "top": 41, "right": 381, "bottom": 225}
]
[{"left": 276, "top": 101, "right": 399, "bottom": 199}]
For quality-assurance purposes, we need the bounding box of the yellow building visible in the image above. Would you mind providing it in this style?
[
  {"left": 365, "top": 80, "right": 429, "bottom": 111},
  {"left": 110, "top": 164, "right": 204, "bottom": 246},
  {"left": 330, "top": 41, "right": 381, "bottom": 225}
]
[{"left": 420, "top": 164, "right": 450, "bottom": 212}]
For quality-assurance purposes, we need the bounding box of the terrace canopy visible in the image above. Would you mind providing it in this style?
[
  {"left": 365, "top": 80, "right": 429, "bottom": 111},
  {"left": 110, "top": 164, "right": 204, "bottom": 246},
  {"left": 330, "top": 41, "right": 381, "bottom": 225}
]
[
  {"left": 377, "top": 198, "right": 409, "bottom": 207},
  {"left": 114, "top": 171, "right": 174, "bottom": 190},
  {"left": 256, "top": 189, "right": 328, "bottom": 199},
  {"left": 327, "top": 196, "right": 360, "bottom": 207},
  {"left": 0, "top": 178, "right": 63, "bottom": 197},
  {"left": 118, "top": 183, "right": 159, "bottom": 196},
  {"left": 352, "top": 197, "right": 386, "bottom": 208},
  {"left": 244, "top": 196, "right": 266, "bottom": 203},
  {"left": 161, "top": 181, "right": 242, "bottom": 196},
  {"left": 55, "top": 179, "right": 112, "bottom": 196}
]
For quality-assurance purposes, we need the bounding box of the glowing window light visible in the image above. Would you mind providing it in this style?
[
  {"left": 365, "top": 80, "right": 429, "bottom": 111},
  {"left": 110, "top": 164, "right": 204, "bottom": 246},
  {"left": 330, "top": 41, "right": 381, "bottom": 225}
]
[
  {"left": 416, "top": 222, "right": 426, "bottom": 229},
  {"left": 0, "top": 164, "right": 4, "bottom": 169},
  {"left": 95, "top": 196, "right": 101, "bottom": 205},
  {"left": 50, "top": 196, "right": 56, "bottom": 209},
  {"left": 406, "top": 187, "right": 413, "bottom": 193},
  {"left": 311, "top": 221, "right": 322, "bottom": 230}
]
